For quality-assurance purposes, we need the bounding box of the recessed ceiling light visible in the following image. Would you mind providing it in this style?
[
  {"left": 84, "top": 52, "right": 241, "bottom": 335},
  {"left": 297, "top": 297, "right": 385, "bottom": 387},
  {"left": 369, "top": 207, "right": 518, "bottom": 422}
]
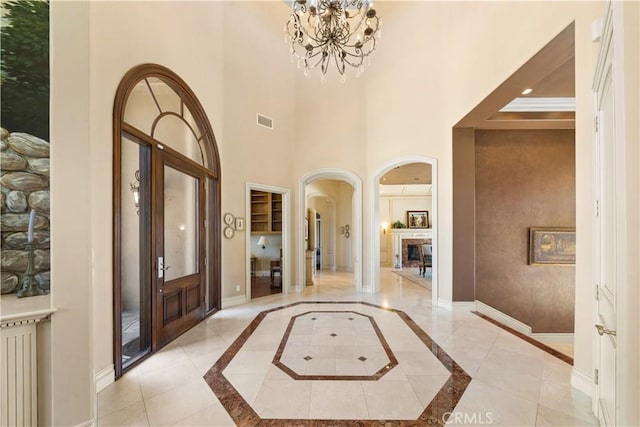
[
  {"left": 382, "top": 177, "right": 386, "bottom": 181},
  {"left": 522, "top": 88, "right": 533, "bottom": 95}
]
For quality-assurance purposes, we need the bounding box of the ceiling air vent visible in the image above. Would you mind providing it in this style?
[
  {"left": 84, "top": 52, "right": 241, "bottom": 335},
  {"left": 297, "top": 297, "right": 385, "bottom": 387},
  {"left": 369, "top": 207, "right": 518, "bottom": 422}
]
[{"left": 257, "top": 113, "right": 273, "bottom": 130}]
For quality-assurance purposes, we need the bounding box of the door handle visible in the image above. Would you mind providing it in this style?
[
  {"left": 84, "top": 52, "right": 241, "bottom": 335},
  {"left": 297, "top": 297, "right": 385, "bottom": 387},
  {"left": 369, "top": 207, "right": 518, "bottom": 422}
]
[{"left": 595, "top": 324, "right": 617, "bottom": 336}]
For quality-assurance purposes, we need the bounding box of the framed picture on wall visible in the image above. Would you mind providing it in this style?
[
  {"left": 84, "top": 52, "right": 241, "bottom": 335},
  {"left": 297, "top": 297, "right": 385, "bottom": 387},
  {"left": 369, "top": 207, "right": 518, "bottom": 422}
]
[
  {"left": 407, "top": 210, "right": 429, "bottom": 229},
  {"left": 528, "top": 227, "right": 576, "bottom": 265}
]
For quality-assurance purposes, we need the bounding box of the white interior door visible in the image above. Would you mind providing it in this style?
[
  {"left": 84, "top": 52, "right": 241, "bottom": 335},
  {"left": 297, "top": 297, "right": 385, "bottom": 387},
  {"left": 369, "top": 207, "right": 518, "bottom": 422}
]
[{"left": 593, "top": 6, "right": 620, "bottom": 426}]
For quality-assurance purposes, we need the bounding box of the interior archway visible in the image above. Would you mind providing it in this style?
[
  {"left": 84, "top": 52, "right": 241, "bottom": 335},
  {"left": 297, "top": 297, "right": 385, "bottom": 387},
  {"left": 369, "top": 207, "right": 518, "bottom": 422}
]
[
  {"left": 371, "top": 156, "right": 438, "bottom": 303},
  {"left": 298, "top": 169, "right": 363, "bottom": 292}
]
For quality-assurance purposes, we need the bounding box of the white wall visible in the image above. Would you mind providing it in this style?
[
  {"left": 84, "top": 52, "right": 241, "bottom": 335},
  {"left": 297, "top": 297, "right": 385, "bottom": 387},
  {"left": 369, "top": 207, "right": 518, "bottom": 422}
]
[
  {"left": 307, "top": 195, "right": 337, "bottom": 270},
  {"left": 221, "top": 2, "right": 296, "bottom": 297},
  {"left": 336, "top": 182, "right": 354, "bottom": 272},
  {"left": 49, "top": 2, "right": 93, "bottom": 425},
  {"left": 619, "top": 1, "right": 640, "bottom": 423}
]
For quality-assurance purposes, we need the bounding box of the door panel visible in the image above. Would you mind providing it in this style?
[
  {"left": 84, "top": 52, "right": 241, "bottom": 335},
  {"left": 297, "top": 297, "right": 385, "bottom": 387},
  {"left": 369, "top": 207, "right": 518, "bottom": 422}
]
[
  {"left": 155, "top": 152, "right": 206, "bottom": 347},
  {"left": 593, "top": 9, "right": 617, "bottom": 426}
]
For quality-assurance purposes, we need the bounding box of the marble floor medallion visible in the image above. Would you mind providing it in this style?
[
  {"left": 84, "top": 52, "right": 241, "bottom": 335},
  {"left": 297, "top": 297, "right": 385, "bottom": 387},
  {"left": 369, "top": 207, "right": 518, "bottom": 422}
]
[
  {"left": 203, "top": 301, "right": 471, "bottom": 426},
  {"left": 273, "top": 310, "right": 398, "bottom": 381}
]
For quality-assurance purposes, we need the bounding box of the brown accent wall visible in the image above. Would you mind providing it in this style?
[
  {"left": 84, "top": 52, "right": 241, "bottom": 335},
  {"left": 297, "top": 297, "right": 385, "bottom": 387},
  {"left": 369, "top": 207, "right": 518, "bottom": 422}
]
[
  {"left": 452, "top": 128, "right": 476, "bottom": 301},
  {"left": 475, "top": 129, "right": 575, "bottom": 333}
]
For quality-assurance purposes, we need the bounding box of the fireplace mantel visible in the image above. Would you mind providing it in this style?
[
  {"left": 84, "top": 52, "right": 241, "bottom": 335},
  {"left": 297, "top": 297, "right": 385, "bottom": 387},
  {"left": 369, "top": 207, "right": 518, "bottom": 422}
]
[{"left": 391, "top": 229, "right": 433, "bottom": 269}]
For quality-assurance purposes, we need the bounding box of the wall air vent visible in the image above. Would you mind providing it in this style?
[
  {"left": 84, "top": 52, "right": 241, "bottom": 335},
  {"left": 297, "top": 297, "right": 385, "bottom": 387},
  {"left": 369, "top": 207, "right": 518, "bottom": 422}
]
[{"left": 257, "top": 113, "right": 273, "bottom": 130}]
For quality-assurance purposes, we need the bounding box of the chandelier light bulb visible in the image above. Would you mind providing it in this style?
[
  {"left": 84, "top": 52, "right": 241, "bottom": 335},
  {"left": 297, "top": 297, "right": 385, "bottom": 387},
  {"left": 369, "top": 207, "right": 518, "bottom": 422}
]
[{"left": 285, "top": 0, "right": 381, "bottom": 77}]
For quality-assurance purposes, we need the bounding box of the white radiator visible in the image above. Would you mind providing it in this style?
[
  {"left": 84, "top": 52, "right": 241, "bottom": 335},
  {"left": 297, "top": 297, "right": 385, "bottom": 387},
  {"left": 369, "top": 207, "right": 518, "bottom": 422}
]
[
  {"left": 0, "top": 294, "right": 53, "bottom": 427},
  {"left": 1, "top": 320, "right": 38, "bottom": 427}
]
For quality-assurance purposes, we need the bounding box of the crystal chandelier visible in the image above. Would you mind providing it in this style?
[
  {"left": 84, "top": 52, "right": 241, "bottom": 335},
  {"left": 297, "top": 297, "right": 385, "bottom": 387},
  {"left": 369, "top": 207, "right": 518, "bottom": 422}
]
[{"left": 285, "top": 0, "right": 380, "bottom": 78}]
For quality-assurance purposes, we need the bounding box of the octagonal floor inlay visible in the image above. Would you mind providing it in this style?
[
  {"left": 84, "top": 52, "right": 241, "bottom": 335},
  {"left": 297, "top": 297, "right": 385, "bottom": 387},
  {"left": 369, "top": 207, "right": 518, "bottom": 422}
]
[
  {"left": 273, "top": 311, "right": 398, "bottom": 380},
  {"left": 203, "top": 301, "right": 471, "bottom": 426}
]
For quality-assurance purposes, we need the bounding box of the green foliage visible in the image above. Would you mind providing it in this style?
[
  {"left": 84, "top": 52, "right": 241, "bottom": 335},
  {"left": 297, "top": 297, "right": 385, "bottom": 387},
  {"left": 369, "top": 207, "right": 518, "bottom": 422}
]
[
  {"left": 391, "top": 220, "right": 405, "bottom": 229},
  {"left": 1, "top": 0, "right": 50, "bottom": 140}
]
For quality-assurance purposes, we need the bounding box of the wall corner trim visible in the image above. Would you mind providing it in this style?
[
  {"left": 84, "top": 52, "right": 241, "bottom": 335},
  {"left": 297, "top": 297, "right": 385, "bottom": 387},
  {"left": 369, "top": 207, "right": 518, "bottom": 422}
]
[
  {"left": 571, "top": 368, "right": 593, "bottom": 395},
  {"left": 95, "top": 364, "right": 115, "bottom": 393},
  {"left": 74, "top": 418, "right": 95, "bottom": 427},
  {"left": 452, "top": 301, "right": 478, "bottom": 311},
  {"left": 223, "top": 295, "right": 247, "bottom": 309},
  {"left": 475, "top": 300, "right": 532, "bottom": 335}
]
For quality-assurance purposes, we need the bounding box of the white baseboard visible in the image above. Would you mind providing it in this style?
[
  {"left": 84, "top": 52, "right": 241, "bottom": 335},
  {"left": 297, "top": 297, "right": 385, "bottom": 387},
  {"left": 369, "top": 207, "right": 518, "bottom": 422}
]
[
  {"left": 95, "top": 364, "right": 114, "bottom": 393},
  {"left": 571, "top": 368, "right": 593, "bottom": 395},
  {"left": 223, "top": 294, "right": 247, "bottom": 308},
  {"left": 530, "top": 332, "right": 574, "bottom": 344},
  {"left": 436, "top": 298, "right": 452, "bottom": 309},
  {"left": 452, "top": 301, "right": 477, "bottom": 311},
  {"left": 475, "top": 300, "right": 532, "bottom": 335}
]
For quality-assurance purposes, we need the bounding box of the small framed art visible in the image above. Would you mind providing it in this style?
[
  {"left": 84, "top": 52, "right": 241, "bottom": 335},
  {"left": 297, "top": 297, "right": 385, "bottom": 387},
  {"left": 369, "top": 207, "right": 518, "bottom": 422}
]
[{"left": 407, "top": 211, "right": 429, "bottom": 229}]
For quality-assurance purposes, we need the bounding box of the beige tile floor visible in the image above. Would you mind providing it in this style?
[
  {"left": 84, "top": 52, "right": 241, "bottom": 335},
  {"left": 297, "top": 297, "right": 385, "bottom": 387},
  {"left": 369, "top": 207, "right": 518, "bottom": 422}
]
[{"left": 98, "top": 269, "right": 598, "bottom": 426}]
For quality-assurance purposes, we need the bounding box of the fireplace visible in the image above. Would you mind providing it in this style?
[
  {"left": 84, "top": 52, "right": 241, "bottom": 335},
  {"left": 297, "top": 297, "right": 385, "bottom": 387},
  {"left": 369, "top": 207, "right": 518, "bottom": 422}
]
[
  {"left": 391, "top": 228, "right": 433, "bottom": 269},
  {"left": 401, "top": 238, "right": 431, "bottom": 268},
  {"left": 407, "top": 245, "right": 420, "bottom": 261}
]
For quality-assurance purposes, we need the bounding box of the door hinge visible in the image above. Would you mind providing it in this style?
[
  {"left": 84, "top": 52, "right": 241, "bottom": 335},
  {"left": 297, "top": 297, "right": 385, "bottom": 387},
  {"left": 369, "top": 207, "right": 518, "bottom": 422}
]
[
  {"left": 595, "top": 284, "right": 600, "bottom": 301},
  {"left": 595, "top": 200, "right": 600, "bottom": 217},
  {"left": 594, "top": 116, "right": 599, "bottom": 133},
  {"left": 594, "top": 368, "right": 599, "bottom": 385}
]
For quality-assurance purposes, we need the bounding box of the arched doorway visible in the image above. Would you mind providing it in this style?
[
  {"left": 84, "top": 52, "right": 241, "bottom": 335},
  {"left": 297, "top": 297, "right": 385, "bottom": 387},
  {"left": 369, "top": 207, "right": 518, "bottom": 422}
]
[
  {"left": 372, "top": 156, "right": 438, "bottom": 302},
  {"left": 298, "top": 169, "right": 363, "bottom": 292},
  {"left": 112, "top": 64, "right": 221, "bottom": 378}
]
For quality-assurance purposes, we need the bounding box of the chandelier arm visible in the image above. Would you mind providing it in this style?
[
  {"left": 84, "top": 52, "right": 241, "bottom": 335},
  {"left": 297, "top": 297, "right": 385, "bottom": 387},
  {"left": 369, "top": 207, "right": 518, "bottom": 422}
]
[
  {"left": 341, "top": 33, "right": 377, "bottom": 52},
  {"left": 333, "top": 50, "right": 347, "bottom": 75}
]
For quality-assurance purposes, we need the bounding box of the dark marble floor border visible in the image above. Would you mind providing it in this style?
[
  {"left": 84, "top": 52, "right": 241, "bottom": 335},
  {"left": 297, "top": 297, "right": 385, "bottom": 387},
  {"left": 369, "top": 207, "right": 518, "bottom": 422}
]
[
  {"left": 273, "top": 310, "right": 398, "bottom": 381},
  {"left": 471, "top": 311, "right": 574, "bottom": 365},
  {"left": 203, "top": 300, "right": 471, "bottom": 427}
]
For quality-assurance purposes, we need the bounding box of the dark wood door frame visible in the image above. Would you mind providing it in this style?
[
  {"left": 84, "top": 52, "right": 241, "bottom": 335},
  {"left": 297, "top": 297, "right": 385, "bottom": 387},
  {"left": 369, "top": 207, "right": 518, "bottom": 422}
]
[{"left": 113, "top": 64, "right": 221, "bottom": 379}]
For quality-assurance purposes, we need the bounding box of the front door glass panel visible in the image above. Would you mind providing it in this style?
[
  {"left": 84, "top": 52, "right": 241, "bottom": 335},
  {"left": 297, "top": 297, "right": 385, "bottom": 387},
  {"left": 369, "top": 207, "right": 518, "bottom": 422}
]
[
  {"left": 120, "top": 134, "right": 151, "bottom": 368},
  {"left": 163, "top": 165, "right": 199, "bottom": 282}
]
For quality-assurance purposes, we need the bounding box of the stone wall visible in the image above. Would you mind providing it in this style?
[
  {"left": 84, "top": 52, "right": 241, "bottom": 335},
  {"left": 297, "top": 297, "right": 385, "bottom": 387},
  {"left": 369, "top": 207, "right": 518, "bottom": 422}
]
[{"left": 1, "top": 128, "right": 50, "bottom": 294}]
